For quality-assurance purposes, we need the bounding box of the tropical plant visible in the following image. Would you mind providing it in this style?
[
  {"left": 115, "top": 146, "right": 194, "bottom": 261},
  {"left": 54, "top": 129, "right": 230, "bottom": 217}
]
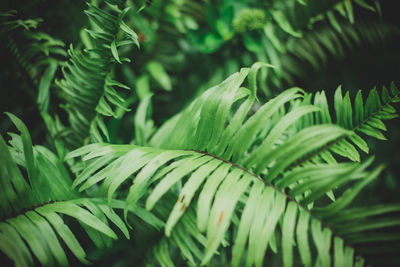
[{"left": 1, "top": 0, "right": 399, "bottom": 266}]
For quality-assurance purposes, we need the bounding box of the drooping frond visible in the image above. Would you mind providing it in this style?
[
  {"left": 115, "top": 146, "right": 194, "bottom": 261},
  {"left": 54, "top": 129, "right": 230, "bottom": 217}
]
[
  {"left": 68, "top": 64, "right": 400, "bottom": 266},
  {"left": 56, "top": 1, "right": 139, "bottom": 148},
  {"left": 0, "top": 114, "right": 129, "bottom": 266}
]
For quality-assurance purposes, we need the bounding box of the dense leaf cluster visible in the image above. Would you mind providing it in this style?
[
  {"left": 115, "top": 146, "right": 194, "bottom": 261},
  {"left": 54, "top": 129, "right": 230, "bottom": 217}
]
[{"left": 1, "top": 0, "right": 399, "bottom": 266}]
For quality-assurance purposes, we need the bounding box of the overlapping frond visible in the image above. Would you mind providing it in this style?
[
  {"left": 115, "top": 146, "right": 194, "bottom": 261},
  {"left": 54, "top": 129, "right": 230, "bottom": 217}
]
[{"left": 0, "top": 114, "right": 129, "bottom": 266}]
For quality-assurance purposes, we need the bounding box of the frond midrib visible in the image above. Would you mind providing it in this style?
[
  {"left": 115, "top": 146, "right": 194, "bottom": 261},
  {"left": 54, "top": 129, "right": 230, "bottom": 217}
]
[
  {"left": 0, "top": 200, "right": 57, "bottom": 223},
  {"left": 0, "top": 197, "right": 119, "bottom": 223}
]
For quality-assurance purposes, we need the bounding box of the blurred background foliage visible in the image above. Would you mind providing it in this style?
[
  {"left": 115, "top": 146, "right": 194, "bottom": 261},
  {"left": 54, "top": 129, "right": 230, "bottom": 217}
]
[{"left": 1, "top": 0, "right": 399, "bottom": 265}]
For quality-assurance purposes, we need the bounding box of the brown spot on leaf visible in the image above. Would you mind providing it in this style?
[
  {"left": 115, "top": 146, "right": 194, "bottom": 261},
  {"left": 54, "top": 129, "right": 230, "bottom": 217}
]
[
  {"left": 180, "top": 204, "right": 187, "bottom": 212},
  {"left": 217, "top": 211, "right": 224, "bottom": 226}
]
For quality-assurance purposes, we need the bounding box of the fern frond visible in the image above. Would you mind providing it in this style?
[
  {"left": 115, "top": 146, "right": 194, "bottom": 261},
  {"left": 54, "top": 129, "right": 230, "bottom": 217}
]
[
  {"left": 291, "top": 83, "right": 400, "bottom": 164},
  {"left": 0, "top": 199, "right": 125, "bottom": 267},
  {"left": 67, "top": 137, "right": 392, "bottom": 266},
  {"left": 148, "top": 64, "right": 352, "bottom": 175},
  {"left": 56, "top": 1, "right": 139, "bottom": 148},
  {"left": 0, "top": 114, "right": 129, "bottom": 266},
  {"left": 68, "top": 64, "right": 400, "bottom": 266},
  {"left": 1, "top": 1, "right": 399, "bottom": 266}
]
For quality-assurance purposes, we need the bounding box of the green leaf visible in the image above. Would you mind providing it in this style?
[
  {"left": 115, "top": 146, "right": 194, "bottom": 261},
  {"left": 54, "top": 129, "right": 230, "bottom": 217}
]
[
  {"left": 147, "top": 61, "right": 172, "bottom": 91},
  {"left": 202, "top": 169, "right": 251, "bottom": 265},
  {"left": 231, "top": 180, "right": 264, "bottom": 267},
  {"left": 272, "top": 10, "right": 302, "bottom": 37},
  {"left": 0, "top": 222, "right": 33, "bottom": 266},
  {"left": 25, "top": 211, "right": 68, "bottom": 266},
  {"left": 297, "top": 210, "right": 311, "bottom": 267},
  {"left": 119, "top": 20, "right": 140, "bottom": 48},
  {"left": 39, "top": 211, "right": 89, "bottom": 264},
  {"left": 311, "top": 220, "right": 332, "bottom": 267},
  {"left": 165, "top": 159, "right": 221, "bottom": 236},
  {"left": 36, "top": 202, "right": 117, "bottom": 239},
  {"left": 146, "top": 156, "right": 212, "bottom": 211},
  {"left": 245, "top": 105, "right": 320, "bottom": 168},
  {"left": 197, "top": 163, "right": 232, "bottom": 232},
  {"left": 37, "top": 63, "right": 58, "bottom": 112},
  {"left": 134, "top": 94, "right": 153, "bottom": 146},
  {"left": 333, "top": 238, "right": 345, "bottom": 267},
  {"left": 111, "top": 39, "right": 121, "bottom": 63},
  {"left": 7, "top": 215, "right": 52, "bottom": 266},
  {"left": 358, "top": 124, "right": 387, "bottom": 140},
  {"left": 282, "top": 202, "right": 298, "bottom": 267},
  {"left": 5, "top": 113, "right": 37, "bottom": 188}
]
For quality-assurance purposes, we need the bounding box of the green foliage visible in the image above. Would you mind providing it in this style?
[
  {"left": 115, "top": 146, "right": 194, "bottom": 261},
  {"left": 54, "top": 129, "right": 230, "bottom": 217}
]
[
  {"left": 233, "top": 8, "right": 267, "bottom": 33},
  {"left": 1, "top": 0, "right": 400, "bottom": 266},
  {"left": 0, "top": 10, "right": 66, "bottom": 95},
  {"left": 0, "top": 113, "right": 129, "bottom": 266},
  {"left": 56, "top": 1, "right": 139, "bottom": 148},
  {"left": 288, "top": 83, "right": 400, "bottom": 163},
  {"left": 66, "top": 65, "right": 400, "bottom": 266}
]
